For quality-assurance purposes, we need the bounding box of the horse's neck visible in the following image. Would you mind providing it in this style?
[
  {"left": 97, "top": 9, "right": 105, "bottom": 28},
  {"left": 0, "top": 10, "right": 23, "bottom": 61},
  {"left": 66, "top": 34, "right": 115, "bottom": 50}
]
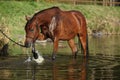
[
  {"left": 36, "top": 9, "right": 62, "bottom": 28},
  {"left": 36, "top": 17, "right": 52, "bottom": 28}
]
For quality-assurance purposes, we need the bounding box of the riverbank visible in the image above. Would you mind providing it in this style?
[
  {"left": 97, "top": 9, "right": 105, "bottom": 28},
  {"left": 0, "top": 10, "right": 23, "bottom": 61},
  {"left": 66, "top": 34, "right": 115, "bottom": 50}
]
[{"left": 0, "top": 1, "right": 120, "bottom": 37}]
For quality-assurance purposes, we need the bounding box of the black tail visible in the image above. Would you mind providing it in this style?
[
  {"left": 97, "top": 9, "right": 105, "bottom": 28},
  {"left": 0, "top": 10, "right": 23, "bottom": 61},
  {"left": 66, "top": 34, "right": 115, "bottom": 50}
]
[
  {"left": 77, "top": 36, "right": 83, "bottom": 54},
  {"left": 86, "top": 34, "right": 89, "bottom": 56}
]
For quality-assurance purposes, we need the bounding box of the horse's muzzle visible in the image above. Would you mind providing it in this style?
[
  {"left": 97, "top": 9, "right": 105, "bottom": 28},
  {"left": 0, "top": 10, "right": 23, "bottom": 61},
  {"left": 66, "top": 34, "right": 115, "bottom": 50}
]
[{"left": 24, "top": 42, "right": 32, "bottom": 48}]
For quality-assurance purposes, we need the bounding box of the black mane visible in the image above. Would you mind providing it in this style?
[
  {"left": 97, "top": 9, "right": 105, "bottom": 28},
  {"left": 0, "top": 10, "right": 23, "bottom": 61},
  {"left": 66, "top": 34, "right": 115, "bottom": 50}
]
[
  {"left": 34, "top": 6, "right": 60, "bottom": 16},
  {"left": 25, "top": 7, "right": 60, "bottom": 29}
]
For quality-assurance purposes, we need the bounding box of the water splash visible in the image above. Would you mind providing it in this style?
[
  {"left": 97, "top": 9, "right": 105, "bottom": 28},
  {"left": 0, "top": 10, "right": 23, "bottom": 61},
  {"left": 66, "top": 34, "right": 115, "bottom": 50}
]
[
  {"left": 24, "top": 47, "right": 44, "bottom": 64},
  {"left": 32, "top": 50, "right": 44, "bottom": 64},
  {"left": 24, "top": 48, "right": 32, "bottom": 63}
]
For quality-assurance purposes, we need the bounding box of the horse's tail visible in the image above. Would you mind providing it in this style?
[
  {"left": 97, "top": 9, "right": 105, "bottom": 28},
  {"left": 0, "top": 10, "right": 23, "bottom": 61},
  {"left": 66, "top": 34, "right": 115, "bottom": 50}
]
[
  {"left": 86, "top": 34, "right": 89, "bottom": 55},
  {"left": 77, "top": 37, "right": 82, "bottom": 53}
]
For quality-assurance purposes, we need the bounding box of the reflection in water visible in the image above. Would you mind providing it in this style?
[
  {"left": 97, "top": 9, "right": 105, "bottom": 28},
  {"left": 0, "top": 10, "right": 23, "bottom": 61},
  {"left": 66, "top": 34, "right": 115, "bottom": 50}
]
[
  {"left": 88, "top": 55, "right": 120, "bottom": 80},
  {"left": 0, "top": 54, "right": 120, "bottom": 80},
  {"left": 79, "top": 58, "right": 88, "bottom": 80},
  {"left": 0, "top": 35, "right": 120, "bottom": 80},
  {"left": 52, "top": 57, "right": 88, "bottom": 80},
  {"left": 25, "top": 57, "right": 88, "bottom": 80},
  {"left": 26, "top": 63, "right": 36, "bottom": 80}
]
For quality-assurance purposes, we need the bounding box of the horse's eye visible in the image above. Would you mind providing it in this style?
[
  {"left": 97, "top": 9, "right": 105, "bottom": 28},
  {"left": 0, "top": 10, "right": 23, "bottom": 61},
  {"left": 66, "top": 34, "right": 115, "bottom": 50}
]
[{"left": 30, "top": 29, "right": 34, "bottom": 32}]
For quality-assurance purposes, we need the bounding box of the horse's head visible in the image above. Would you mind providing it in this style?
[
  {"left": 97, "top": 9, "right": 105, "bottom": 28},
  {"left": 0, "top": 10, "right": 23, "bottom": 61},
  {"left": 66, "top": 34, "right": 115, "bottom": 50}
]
[{"left": 24, "top": 16, "right": 40, "bottom": 48}]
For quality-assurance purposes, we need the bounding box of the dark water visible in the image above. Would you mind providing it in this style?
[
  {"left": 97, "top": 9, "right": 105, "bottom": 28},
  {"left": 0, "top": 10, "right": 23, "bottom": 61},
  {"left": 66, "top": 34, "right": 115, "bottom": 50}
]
[{"left": 0, "top": 35, "right": 120, "bottom": 80}]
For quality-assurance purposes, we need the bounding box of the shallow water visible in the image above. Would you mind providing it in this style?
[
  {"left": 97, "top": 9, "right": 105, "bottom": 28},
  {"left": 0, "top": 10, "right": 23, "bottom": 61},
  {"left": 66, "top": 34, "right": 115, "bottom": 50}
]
[{"left": 0, "top": 35, "right": 120, "bottom": 80}]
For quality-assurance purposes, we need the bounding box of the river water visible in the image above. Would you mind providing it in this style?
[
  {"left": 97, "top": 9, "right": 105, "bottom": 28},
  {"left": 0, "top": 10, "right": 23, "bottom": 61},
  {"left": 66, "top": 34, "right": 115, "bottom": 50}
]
[{"left": 0, "top": 35, "right": 120, "bottom": 80}]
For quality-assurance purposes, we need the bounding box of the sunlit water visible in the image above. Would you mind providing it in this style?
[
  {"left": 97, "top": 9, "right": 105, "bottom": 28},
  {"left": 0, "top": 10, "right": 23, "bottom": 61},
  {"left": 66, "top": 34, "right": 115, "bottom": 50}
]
[{"left": 0, "top": 35, "right": 120, "bottom": 80}]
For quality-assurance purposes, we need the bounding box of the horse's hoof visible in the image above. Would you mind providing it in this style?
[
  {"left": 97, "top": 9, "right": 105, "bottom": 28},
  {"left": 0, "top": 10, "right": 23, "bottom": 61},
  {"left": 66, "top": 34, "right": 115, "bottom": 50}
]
[
  {"left": 73, "top": 54, "right": 77, "bottom": 59},
  {"left": 74, "top": 55, "right": 77, "bottom": 59},
  {"left": 52, "top": 56, "right": 55, "bottom": 60},
  {"left": 84, "top": 54, "right": 89, "bottom": 58},
  {"left": 73, "top": 51, "right": 78, "bottom": 59},
  {"left": 52, "top": 54, "right": 56, "bottom": 60}
]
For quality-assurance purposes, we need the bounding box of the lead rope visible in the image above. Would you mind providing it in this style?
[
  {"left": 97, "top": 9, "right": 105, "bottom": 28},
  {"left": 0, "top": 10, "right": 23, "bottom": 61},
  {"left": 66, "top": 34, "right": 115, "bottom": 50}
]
[{"left": 0, "top": 29, "right": 25, "bottom": 47}]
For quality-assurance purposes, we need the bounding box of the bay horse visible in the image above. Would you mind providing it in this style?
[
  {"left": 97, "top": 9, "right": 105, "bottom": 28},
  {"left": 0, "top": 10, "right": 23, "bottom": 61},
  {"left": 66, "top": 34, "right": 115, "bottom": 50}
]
[{"left": 24, "top": 7, "right": 89, "bottom": 60}]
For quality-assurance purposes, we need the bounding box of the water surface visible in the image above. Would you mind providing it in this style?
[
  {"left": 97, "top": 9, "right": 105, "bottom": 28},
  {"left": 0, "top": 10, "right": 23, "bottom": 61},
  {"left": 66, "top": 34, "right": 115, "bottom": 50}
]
[{"left": 0, "top": 35, "right": 120, "bottom": 80}]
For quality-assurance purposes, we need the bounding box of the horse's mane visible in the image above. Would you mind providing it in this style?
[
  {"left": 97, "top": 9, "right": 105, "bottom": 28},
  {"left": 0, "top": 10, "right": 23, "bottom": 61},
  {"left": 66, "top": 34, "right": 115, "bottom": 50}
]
[
  {"left": 25, "top": 7, "right": 61, "bottom": 29},
  {"left": 34, "top": 6, "right": 61, "bottom": 16}
]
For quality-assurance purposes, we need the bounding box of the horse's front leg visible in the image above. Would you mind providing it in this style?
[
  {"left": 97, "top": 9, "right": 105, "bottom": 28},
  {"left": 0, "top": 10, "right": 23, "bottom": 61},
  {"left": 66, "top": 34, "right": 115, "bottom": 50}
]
[
  {"left": 32, "top": 44, "right": 38, "bottom": 59},
  {"left": 52, "top": 38, "right": 59, "bottom": 60}
]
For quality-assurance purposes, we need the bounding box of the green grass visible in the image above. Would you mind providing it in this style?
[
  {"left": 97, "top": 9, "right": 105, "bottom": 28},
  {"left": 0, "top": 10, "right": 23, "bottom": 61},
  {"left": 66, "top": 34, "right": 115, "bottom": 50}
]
[
  {"left": 0, "top": 1, "right": 120, "bottom": 37},
  {"left": 0, "top": 1, "right": 120, "bottom": 55}
]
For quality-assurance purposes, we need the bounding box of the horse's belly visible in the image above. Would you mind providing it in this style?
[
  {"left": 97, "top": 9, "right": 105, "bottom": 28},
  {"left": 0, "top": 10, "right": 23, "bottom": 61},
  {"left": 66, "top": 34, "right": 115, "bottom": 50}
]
[{"left": 59, "top": 32, "right": 76, "bottom": 40}]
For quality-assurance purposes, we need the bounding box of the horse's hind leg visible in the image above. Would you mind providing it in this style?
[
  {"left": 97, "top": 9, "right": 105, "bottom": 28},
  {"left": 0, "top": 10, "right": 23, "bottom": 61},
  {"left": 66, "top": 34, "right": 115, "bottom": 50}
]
[
  {"left": 78, "top": 34, "right": 88, "bottom": 57},
  {"left": 68, "top": 39, "right": 78, "bottom": 58}
]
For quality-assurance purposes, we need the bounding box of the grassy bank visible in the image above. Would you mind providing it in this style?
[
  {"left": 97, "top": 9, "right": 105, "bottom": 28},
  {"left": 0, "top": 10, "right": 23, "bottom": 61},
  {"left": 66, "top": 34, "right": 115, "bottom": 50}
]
[
  {"left": 0, "top": 1, "right": 120, "bottom": 55},
  {"left": 0, "top": 1, "right": 120, "bottom": 37}
]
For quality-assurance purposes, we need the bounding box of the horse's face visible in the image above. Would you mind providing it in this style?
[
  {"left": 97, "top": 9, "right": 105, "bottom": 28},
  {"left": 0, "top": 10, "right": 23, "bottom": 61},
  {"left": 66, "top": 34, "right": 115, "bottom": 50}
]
[{"left": 24, "top": 18, "right": 39, "bottom": 48}]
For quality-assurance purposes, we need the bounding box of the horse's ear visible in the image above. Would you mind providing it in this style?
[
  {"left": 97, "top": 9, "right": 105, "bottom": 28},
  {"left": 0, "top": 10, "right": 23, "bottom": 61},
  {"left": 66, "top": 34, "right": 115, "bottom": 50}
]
[{"left": 25, "top": 15, "right": 31, "bottom": 21}]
